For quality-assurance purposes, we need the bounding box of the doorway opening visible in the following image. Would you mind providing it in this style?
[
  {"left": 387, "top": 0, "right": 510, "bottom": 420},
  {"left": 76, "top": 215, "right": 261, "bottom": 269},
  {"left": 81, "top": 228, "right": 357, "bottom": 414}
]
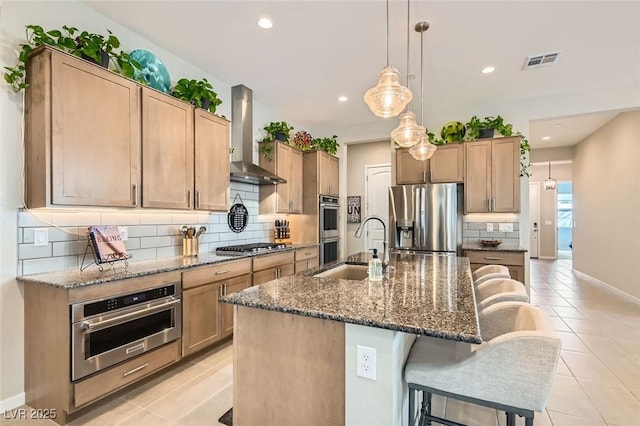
[{"left": 557, "top": 182, "right": 573, "bottom": 260}]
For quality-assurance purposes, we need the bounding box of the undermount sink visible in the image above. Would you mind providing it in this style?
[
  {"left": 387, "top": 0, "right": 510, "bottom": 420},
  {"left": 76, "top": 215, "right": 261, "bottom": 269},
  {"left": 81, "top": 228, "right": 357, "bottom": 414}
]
[{"left": 314, "top": 264, "right": 369, "bottom": 280}]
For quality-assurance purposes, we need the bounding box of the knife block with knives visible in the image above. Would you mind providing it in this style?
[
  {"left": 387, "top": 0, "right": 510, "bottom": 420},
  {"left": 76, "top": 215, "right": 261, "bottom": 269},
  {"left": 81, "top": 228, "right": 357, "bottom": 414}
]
[
  {"left": 274, "top": 219, "right": 291, "bottom": 245},
  {"left": 181, "top": 225, "right": 206, "bottom": 257}
]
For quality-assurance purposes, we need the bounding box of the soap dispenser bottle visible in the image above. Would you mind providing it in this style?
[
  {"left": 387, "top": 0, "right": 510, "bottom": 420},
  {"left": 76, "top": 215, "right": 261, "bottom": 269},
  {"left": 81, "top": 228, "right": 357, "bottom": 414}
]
[{"left": 368, "top": 248, "right": 383, "bottom": 281}]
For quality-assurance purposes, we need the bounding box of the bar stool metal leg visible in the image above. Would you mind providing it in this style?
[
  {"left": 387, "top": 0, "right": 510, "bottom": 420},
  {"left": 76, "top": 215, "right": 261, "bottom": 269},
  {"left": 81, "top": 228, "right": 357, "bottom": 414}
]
[
  {"left": 409, "top": 386, "right": 415, "bottom": 426},
  {"left": 506, "top": 412, "right": 516, "bottom": 426}
]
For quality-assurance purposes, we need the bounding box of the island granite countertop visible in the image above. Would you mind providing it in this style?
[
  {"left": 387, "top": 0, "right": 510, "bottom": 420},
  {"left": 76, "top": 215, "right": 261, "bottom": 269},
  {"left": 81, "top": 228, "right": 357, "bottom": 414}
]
[
  {"left": 17, "top": 244, "right": 319, "bottom": 289},
  {"left": 220, "top": 251, "right": 481, "bottom": 344}
]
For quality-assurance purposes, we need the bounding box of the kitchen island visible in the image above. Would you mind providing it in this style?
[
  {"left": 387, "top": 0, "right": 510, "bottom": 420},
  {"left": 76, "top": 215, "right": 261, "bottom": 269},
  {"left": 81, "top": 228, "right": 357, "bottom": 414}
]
[{"left": 220, "top": 251, "right": 480, "bottom": 426}]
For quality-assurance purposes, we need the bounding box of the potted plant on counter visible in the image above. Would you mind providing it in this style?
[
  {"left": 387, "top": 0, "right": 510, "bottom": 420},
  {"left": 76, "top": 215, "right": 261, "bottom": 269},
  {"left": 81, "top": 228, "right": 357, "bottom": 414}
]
[{"left": 170, "top": 78, "right": 222, "bottom": 113}]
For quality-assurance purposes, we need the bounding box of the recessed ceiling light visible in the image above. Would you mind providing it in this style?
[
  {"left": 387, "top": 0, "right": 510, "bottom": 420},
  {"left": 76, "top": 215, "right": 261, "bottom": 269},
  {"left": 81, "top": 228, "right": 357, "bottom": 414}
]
[
  {"left": 542, "top": 136, "right": 551, "bottom": 141},
  {"left": 258, "top": 17, "right": 273, "bottom": 29},
  {"left": 481, "top": 66, "right": 495, "bottom": 74},
  {"left": 338, "top": 96, "right": 348, "bottom": 102}
]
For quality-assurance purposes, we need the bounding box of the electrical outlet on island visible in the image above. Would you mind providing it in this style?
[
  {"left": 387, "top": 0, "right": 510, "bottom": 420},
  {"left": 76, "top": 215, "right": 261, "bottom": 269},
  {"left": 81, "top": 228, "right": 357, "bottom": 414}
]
[
  {"left": 486, "top": 223, "right": 494, "bottom": 232},
  {"left": 356, "top": 345, "right": 377, "bottom": 381}
]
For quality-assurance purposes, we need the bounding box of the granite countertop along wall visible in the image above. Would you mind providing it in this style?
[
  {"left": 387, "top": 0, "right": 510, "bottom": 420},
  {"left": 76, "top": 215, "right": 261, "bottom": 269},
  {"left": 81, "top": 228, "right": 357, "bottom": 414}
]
[
  {"left": 462, "top": 243, "right": 528, "bottom": 252},
  {"left": 17, "top": 244, "right": 318, "bottom": 288},
  {"left": 221, "top": 251, "right": 482, "bottom": 344}
]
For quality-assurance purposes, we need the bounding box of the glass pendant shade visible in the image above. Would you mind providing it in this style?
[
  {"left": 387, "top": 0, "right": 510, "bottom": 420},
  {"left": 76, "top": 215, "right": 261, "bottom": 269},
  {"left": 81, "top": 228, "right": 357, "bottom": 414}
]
[
  {"left": 408, "top": 134, "right": 437, "bottom": 160},
  {"left": 544, "top": 177, "right": 557, "bottom": 190},
  {"left": 544, "top": 162, "right": 557, "bottom": 190},
  {"left": 391, "top": 111, "right": 425, "bottom": 147},
  {"left": 364, "top": 66, "right": 413, "bottom": 118}
]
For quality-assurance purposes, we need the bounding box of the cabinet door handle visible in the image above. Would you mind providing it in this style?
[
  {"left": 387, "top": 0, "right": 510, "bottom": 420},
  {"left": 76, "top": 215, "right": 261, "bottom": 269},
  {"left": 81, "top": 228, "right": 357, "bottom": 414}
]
[
  {"left": 430, "top": 169, "right": 434, "bottom": 182},
  {"left": 307, "top": 260, "right": 310, "bottom": 270},
  {"left": 132, "top": 184, "right": 138, "bottom": 206},
  {"left": 223, "top": 283, "right": 228, "bottom": 295},
  {"left": 196, "top": 191, "right": 200, "bottom": 209},
  {"left": 219, "top": 284, "right": 224, "bottom": 298},
  {"left": 485, "top": 256, "right": 502, "bottom": 260},
  {"left": 187, "top": 190, "right": 191, "bottom": 208},
  {"left": 215, "top": 270, "right": 230, "bottom": 275},
  {"left": 492, "top": 199, "right": 496, "bottom": 212},
  {"left": 123, "top": 363, "right": 148, "bottom": 377},
  {"left": 487, "top": 199, "right": 491, "bottom": 211}
]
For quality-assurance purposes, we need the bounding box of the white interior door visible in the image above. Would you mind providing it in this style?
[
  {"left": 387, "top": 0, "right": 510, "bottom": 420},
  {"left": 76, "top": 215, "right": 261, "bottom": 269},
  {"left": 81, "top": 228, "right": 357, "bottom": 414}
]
[
  {"left": 529, "top": 182, "right": 540, "bottom": 258},
  {"left": 365, "top": 164, "right": 391, "bottom": 256}
]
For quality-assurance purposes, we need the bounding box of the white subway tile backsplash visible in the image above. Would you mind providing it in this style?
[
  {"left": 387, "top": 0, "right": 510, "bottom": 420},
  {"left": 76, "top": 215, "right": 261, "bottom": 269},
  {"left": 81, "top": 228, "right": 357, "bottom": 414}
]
[
  {"left": 140, "top": 236, "right": 173, "bottom": 249},
  {"left": 52, "top": 240, "right": 88, "bottom": 257},
  {"left": 128, "top": 225, "right": 157, "bottom": 238},
  {"left": 464, "top": 230, "right": 480, "bottom": 238},
  {"left": 139, "top": 213, "right": 173, "bottom": 225},
  {"left": 126, "top": 248, "right": 158, "bottom": 261},
  {"left": 171, "top": 213, "right": 200, "bottom": 225},
  {"left": 157, "top": 246, "right": 181, "bottom": 258},
  {"left": 124, "top": 238, "right": 141, "bottom": 251},
  {"left": 101, "top": 213, "right": 141, "bottom": 225},
  {"left": 22, "top": 256, "right": 76, "bottom": 275},
  {"left": 50, "top": 211, "right": 102, "bottom": 227},
  {"left": 19, "top": 210, "right": 52, "bottom": 227},
  {"left": 19, "top": 244, "right": 52, "bottom": 260}
]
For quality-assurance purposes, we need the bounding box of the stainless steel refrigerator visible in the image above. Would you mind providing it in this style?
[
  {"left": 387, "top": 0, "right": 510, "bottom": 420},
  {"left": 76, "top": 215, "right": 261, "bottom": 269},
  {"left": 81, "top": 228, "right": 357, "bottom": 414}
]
[{"left": 389, "top": 184, "right": 461, "bottom": 253}]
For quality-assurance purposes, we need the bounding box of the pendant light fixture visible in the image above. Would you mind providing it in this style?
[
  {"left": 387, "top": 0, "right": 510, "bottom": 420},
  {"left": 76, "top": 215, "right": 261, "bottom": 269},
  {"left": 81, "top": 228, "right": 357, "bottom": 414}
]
[
  {"left": 544, "top": 162, "right": 557, "bottom": 190},
  {"left": 391, "top": 0, "right": 425, "bottom": 148},
  {"left": 408, "top": 21, "right": 436, "bottom": 161},
  {"left": 364, "top": 0, "right": 413, "bottom": 118}
]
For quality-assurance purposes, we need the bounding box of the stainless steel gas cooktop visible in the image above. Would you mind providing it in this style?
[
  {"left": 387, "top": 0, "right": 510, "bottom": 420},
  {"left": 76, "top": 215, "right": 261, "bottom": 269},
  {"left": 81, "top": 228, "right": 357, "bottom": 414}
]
[{"left": 216, "top": 242, "right": 287, "bottom": 256}]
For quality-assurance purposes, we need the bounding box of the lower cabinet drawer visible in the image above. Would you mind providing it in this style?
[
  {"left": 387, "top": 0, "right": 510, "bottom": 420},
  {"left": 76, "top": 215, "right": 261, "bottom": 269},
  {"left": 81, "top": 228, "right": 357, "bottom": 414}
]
[
  {"left": 295, "top": 247, "right": 319, "bottom": 262},
  {"left": 73, "top": 340, "right": 180, "bottom": 408},
  {"left": 295, "top": 257, "right": 319, "bottom": 273},
  {"left": 465, "top": 250, "right": 524, "bottom": 267}
]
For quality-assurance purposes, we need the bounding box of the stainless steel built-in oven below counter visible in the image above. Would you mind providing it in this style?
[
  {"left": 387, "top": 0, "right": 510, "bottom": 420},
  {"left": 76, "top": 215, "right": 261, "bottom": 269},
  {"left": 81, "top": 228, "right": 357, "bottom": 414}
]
[
  {"left": 71, "top": 283, "right": 182, "bottom": 381},
  {"left": 319, "top": 195, "right": 340, "bottom": 264}
]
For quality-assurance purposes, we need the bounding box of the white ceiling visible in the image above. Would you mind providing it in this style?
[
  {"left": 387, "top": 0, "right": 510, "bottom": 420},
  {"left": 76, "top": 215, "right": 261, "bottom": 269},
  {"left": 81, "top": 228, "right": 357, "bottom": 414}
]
[{"left": 84, "top": 0, "right": 640, "bottom": 149}]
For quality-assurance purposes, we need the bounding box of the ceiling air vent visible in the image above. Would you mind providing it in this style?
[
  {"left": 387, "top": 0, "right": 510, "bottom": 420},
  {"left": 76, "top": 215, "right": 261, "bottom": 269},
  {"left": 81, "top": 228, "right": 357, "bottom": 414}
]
[{"left": 523, "top": 52, "right": 561, "bottom": 70}]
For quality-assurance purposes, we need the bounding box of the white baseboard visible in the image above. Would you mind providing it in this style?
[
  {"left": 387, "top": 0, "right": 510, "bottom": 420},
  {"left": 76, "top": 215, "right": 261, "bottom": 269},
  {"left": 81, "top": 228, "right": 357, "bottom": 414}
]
[
  {"left": 573, "top": 269, "right": 640, "bottom": 304},
  {"left": 0, "top": 392, "right": 25, "bottom": 414}
]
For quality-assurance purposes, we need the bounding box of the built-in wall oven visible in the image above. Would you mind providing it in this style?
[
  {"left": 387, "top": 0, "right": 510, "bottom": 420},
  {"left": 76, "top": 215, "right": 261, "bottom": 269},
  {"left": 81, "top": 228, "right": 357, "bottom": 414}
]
[
  {"left": 319, "top": 195, "right": 340, "bottom": 264},
  {"left": 71, "top": 283, "right": 182, "bottom": 381}
]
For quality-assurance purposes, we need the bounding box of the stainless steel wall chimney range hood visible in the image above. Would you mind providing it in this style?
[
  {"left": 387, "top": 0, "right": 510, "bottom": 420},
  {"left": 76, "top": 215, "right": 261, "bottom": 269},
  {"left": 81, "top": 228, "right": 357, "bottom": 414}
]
[{"left": 230, "top": 85, "right": 286, "bottom": 184}]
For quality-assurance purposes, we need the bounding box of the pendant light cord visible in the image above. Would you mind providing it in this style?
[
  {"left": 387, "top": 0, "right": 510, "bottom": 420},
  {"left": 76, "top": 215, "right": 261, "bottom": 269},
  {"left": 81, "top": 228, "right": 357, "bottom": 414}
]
[
  {"left": 420, "top": 26, "right": 424, "bottom": 126},
  {"left": 406, "top": 0, "right": 410, "bottom": 86},
  {"left": 386, "top": 0, "right": 390, "bottom": 67}
]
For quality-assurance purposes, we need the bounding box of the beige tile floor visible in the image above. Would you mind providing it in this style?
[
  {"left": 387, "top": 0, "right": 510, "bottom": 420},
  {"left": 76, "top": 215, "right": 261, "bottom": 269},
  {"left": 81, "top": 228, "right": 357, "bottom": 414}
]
[{"left": 3, "top": 257, "right": 639, "bottom": 425}]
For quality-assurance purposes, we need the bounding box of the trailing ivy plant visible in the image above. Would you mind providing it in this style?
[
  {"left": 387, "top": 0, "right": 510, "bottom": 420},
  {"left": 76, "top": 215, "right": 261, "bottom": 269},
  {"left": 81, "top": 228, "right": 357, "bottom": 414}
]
[
  {"left": 3, "top": 25, "right": 141, "bottom": 92},
  {"left": 260, "top": 121, "right": 295, "bottom": 160}
]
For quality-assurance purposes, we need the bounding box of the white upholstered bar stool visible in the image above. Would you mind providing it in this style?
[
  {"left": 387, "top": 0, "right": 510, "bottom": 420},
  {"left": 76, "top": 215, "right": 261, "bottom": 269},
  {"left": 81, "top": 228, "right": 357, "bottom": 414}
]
[
  {"left": 472, "top": 264, "right": 511, "bottom": 287},
  {"left": 405, "top": 302, "right": 561, "bottom": 426},
  {"left": 475, "top": 278, "right": 529, "bottom": 312}
]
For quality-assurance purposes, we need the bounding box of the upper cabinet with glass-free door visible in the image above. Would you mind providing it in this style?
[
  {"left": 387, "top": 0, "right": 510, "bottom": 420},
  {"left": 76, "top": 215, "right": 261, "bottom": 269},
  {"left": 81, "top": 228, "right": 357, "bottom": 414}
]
[
  {"left": 25, "top": 46, "right": 140, "bottom": 208},
  {"left": 464, "top": 137, "right": 520, "bottom": 213},
  {"left": 395, "top": 144, "right": 464, "bottom": 185}
]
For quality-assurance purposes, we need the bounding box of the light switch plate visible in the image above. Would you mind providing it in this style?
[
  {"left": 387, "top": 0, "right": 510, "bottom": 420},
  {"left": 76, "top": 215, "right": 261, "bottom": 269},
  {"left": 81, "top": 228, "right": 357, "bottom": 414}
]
[
  {"left": 486, "top": 223, "right": 494, "bottom": 232},
  {"left": 33, "top": 228, "right": 49, "bottom": 246},
  {"left": 499, "top": 223, "right": 513, "bottom": 233}
]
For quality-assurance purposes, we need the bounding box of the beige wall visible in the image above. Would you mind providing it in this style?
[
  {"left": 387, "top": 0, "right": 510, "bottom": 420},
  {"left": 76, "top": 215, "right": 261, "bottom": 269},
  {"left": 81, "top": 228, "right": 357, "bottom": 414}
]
[
  {"left": 573, "top": 111, "right": 640, "bottom": 299},
  {"left": 344, "top": 141, "right": 392, "bottom": 256},
  {"left": 529, "top": 162, "right": 572, "bottom": 259},
  {"left": 530, "top": 146, "right": 575, "bottom": 163}
]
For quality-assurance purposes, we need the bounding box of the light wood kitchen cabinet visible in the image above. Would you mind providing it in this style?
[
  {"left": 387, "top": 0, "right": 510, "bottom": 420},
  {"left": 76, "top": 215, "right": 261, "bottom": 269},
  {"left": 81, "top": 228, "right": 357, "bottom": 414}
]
[
  {"left": 464, "top": 249, "right": 526, "bottom": 290},
  {"left": 221, "top": 275, "right": 252, "bottom": 337},
  {"left": 395, "top": 144, "right": 464, "bottom": 184},
  {"left": 182, "top": 259, "right": 251, "bottom": 356},
  {"left": 142, "top": 87, "right": 194, "bottom": 209},
  {"left": 252, "top": 251, "right": 296, "bottom": 285},
  {"left": 259, "top": 141, "right": 303, "bottom": 213},
  {"left": 25, "top": 46, "right": 140, "bottom": 208},
  {"left": 318, "top": 151, "right": 340, "bottom": 196},
  {"left": 464, "top": 137, "right": 520, "bottom": 213},
  {"left": 194, "top": 110, "right": 230, "bottom": 211},
  {"left": 294, "top": 247, "right": 320, "bottom": 273}
]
